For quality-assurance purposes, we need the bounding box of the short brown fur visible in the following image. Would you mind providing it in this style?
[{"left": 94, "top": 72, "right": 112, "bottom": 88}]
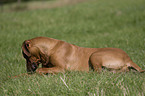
[{"left": 22, "top": 37, "right": 145, "bottom": 74}]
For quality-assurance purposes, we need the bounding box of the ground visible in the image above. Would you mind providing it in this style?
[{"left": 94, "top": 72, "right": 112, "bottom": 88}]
[{"left": 0, "top": 0, "right": 145, "bottom": 95}]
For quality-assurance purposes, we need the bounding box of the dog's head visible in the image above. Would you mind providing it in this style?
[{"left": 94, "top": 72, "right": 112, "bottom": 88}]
[{"left": 22, "top": 40, "right": 43, "bottom": 73}]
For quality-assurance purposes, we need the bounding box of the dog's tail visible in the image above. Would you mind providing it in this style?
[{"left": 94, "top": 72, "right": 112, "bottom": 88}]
[{"left": 127, "top": 61, "right": 145, "bottom": 73}]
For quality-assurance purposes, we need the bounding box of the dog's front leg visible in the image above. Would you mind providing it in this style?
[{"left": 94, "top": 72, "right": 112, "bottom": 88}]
[
  {"left": 38, "top": 53, "right": 66, "bottom": 74},
  {"left": 36, "top": 67, "right": 65, "bottom": 75}
]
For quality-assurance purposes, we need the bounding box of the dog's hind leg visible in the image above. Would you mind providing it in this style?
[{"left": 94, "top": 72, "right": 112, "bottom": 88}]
[
  {"left": 89, "top": 55, "right": 103, "bottom": 73},
  {"left": 126, "top": 61, "right": 145, "bottom": 73}
]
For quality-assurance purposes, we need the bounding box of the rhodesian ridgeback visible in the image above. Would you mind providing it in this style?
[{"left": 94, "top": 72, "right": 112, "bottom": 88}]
[{"left": 22, "top": 37, "right": 145, "bottom": 74}]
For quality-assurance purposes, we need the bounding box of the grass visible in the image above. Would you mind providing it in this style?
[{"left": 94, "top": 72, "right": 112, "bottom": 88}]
[{"left": 0, "top": 0, "right": 145, "bottom": 95}]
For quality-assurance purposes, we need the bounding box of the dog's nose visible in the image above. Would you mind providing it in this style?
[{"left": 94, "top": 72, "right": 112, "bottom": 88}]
[
  {"left": 32, "top": 64, "right": 36, "bottom": 69},
  {"left": 32, "top": 64, "right": 37, "bottom": 71}
]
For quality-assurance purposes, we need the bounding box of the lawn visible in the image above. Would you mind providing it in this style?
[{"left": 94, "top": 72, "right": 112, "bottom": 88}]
[{"left": 0, "top": 0, "right": 145, "bottom": 95}]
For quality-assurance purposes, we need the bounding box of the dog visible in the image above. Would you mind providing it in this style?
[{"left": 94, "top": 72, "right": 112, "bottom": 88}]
[{"left": 22, "top": 37, "right": 145, "bottom": 74}]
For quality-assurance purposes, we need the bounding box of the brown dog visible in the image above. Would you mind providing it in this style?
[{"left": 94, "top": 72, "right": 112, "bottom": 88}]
[{"left": 22, "top": 37, "right": 145, "bottom": 74}]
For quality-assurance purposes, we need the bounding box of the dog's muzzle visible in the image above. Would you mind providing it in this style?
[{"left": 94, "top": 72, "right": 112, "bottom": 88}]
[{"left": 27, "top": 62, "right": 38, "bottom": 74}]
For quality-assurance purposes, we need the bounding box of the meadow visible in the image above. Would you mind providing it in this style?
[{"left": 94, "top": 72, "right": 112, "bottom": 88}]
[{"left": 0, "top": 0, "right": 145, "bottom": 95}]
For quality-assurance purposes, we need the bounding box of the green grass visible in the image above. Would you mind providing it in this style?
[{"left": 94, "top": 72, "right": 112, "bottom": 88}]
[{"left": 0, "top": 0, "right": 145, "bottom": 95}]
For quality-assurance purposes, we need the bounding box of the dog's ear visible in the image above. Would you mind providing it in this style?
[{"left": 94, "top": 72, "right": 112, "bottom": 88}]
[
  {"left": 29, "top": 46, "right": 47, "bottom": 62},
  {"left": 22, "top": 40, "right": 31, "bottom": 57}
]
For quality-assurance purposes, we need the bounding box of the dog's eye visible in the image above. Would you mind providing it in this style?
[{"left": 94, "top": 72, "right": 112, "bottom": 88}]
[{"left": 26, "top": 44, "right": 29, "bottom": 47}]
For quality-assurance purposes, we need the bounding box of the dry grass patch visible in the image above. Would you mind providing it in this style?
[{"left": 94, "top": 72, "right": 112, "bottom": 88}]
[{"left": 1, "top": 0, "right": 88, "bottom": 12}]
